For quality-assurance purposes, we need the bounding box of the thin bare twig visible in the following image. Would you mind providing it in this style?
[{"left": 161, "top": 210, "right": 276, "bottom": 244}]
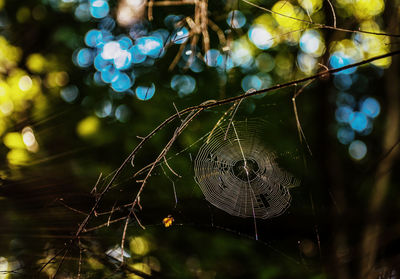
[
  {"left": 242, "top": 0, "right": 400, "bottom": 37},
  {"left": 292, "top": 80, "right": 314, "bottom": 155}
]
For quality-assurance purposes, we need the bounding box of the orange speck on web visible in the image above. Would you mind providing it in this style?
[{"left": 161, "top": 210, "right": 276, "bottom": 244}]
[{"left": 162, "top": 215, "right": 174, "bottom": 228}]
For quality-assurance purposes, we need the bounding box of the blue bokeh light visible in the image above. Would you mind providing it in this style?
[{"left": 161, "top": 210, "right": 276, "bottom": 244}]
[
  {"left": 360, "top": 97, "right": 380, "bottom": 118},
  {"left": 241, "top": 75, "right": 262, "bottom": 92},
  {"left": 94, "top": 54, "right": 109, "bottom": 70},
  {"left": 226, "top": 10, "right": 246, "bottom": 29},
  {"left": 349, "top": 111, "right": 368, "bottom": 132},
  {"left": 115, "top": 104, "right": 130, "bottom": 122},
  {"left": 333, "top": 74, "right": 353, "bottom": 90},
  {"left": 60, "top": 85, "right": 79, "bottom": 103},
  {"left": 99, "top": 16, "right": 115, "bottom": 31},
  {"left": 171, "top": 27, "right": 189, "bottom": 44},
  {"left": 130, "top": 45, "right": 146, "bottom": 64},
  {"left": 85, "top": 29, "right": 103, "bottom": 48},
  {"left": 248, "top": 25, "right": 273, "bottom": 50},
  {"left": 114, "top": 50, "right": 132, "bottom": 70},
  {"left": 95, "top": 100, "right": 112, "bottom": 118},
  {"left": 101, "top": 65, "right": 120, "bottom": 83},
  {"left": 136, "top": 36, "right": 164, "bottom": 58},
  {"left": 75, "top": 3, "right": 90, "bottom": 22},
  {"left": 204, "top": 49, "right": 223, "bottom": 67},
  {"left": 164, "top": 14, "right": 182, "bottom": 29},
  {"left": 136, "top": 84, "right": 155, "bottom": 101},
  {"left": 337, "top": 127, "right": 355, "bottom": 145},
  {"left": 151, "top": 29, "right": 170, "bottom": 43},
  {"left": 348, "top": 140, "right": 367, "bottom": 160},
  {"left": 101, "top": 41, "right": 121, "bottom": 60},
  {"left": 76, "top": 48, "right": 93, "bottom": 67},
  {"left": 171, "top": 75, "right": 196, "bottom": 96},
  {"left": 111, "top": 73, "right": 132, "bottom": 92},
  {"left": 335, "top": 105, "right": 353, "bottom": 123},
  {"left": 329, "top": 52, "right": 356, "bottom": 75},
  {"left": 90, "top": 0, "right": 109, "bottom": 19},
  {"left": 336, "top": 92, "right": 356, "bottom": 108},
  {"left": 118, "top": 36, "right": 133, "bottom": 50},
  {"left": 189, "top": 58, "right": 204, "bottom": 73}
]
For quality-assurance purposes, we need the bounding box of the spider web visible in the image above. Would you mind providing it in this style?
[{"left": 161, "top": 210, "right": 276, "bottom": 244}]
[{"left": 194, "top": 119, "right": 300, "bottom": 219}]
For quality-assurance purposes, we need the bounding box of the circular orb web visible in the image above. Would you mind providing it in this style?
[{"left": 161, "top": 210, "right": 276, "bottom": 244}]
[{"left": 194, "top": 120, "right": 300, "bottom": 219}]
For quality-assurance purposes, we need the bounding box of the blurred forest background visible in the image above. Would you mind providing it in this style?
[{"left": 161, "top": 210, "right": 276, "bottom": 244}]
[{"left": 0, "top": 0, "right": 400, "bottom": 278}]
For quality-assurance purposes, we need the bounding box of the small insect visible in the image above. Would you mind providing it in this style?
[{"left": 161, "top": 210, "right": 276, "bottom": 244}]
[{"left": 162, "top": 215, "right": 174, "bottom": 228}]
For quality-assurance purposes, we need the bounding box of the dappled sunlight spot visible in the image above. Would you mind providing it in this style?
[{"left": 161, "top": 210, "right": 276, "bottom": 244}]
[
  {"left": 136, "top": 83, "right": 155, "bottom": 101},
  {"left": 349, "top": 140, "right": 367, "bottom": 160},
  {"left": 231, "top": 39, "right": 253, "bottom": 68},
  {"left": 353, "top": 0, "right": 384, "bottom": 19},
  {"left": 275, "top": 52, "right": 294, "bottom": 77},
  {"left": 360, "top": 97, "right": 380, "bottom": 118},
  {"left": 0, "top": 257, "right": 9, "bottom": 279},
  {"left": 297, "top": 0, "right": 322, "bottom": 14},
  {"left": 16, "top": 6, "right": 30, "bottom": 23},
  {"left": 54, "top": 71, "right": 69, "bottom": 87},
  {"left": 117, "top": 0, "right": 146, "bottom": 27},
  {"left": 90, "top": 0, "right": 109, "bottom": 19},
  {"left": 299, "top": 30, "right": 325, "bottom": 57},
  {"left": 129, "top": 263, "right": 151, "bottom": 279},
  {"left": 86, "top": 257, "right": 104, "bottom": 270},
  {"left": 22, "top": 126, "right": 39, "bottom": 152},
  {"left": 0, "top": 99, "right": 13, "bottom": 116},
  {"left": 226, "top": 10, "right": 246, "bottom": 29},
  {"left": 144, "top": 256, "right": 161, "bottom": 272},
  {"left": 3, "top": 132, "right": 25, "bottom": 149},
  {"left": 337, "top": 127, "right": 355, "bottom": 145},
  {"left": 7, "top": 149, "right": 30, "bottom": 165},
  {"left": 77, "top": 116, "right": 100, "bottom": 137},
  {"left": 297, "top": 52, "right": 317, "bottom": 74},
  {"left": 352, "top": 21, "right": 391, "bottom": 68},
  {"left": 0, "top": 36, "right": 22, "bottom": 66},
  {"left": 248, "top": 25, "right": 273, "bottom": 50},
  {"left": 272, "top": 1, "right": 305, "bottom": 30},
  {"left": 129, "top": 236, "right": 150, "bottom": 256},
  {"left": 171, "top": 74, "right": 196, "bottom": 97},
  {"left": 26, "top": 53, "right": 46, "bottom": 73},
  {"left": 255, "top": 53, "right": 275, "bottom": 72}
]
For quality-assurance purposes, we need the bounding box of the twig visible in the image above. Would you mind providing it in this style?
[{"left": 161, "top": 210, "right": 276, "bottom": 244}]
[
  {"left": 242, "top": 0, "right": 400, "bottom": 37},
  {"left": 326, "top": 0, "right": 337, "bottom": 28},
  {"left": 292, "top": 80, "right": 314, "bottom": 155},
  {"left": 120, "top": 217, "right": 129, "bottom": 266}
]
